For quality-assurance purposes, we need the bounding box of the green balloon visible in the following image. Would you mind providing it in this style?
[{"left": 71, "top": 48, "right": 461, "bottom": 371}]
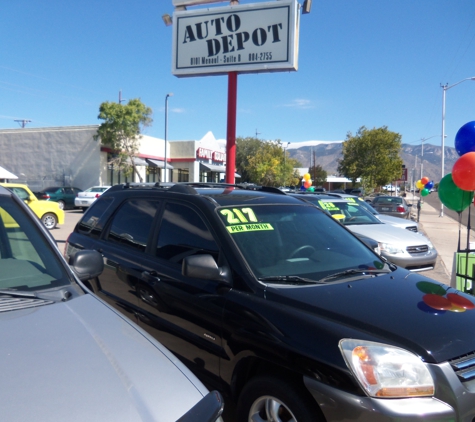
[
  {"left": 438, "top": 173, "right": 474, "bottom": 213},
  {"left": 421, "top": 188, "right": 430, "bottom": 197}
]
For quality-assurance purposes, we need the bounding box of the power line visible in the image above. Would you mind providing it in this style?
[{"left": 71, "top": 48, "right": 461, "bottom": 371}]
[{"left": 14, "top": 119, "right": 31, "bottom": 128}]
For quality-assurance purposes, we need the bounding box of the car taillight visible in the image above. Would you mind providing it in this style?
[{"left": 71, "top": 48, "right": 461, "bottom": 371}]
[
  {"left": 396, "top": 206, "right": 405, "bottom": 212},
  {"left": 41, "top": 194, "right": 50, "bottom": 199},
  {"left": 95, "top": 193, "right": 100, "bottom": 198}
]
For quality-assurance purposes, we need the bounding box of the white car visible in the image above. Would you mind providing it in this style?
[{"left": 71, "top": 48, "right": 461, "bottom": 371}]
[{"left": 74, "top": 186, "right": 111, "bottom": 211}]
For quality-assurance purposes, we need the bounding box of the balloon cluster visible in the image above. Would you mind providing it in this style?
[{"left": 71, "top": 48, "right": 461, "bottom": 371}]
[
  {"left": 415, "top": 177, "right": 433, "bottom": 197},
  {"left": 300, "top": 173, "right": 314, "bottom": 192},
  {"left": 439, "top": 121, "right": 475, "bottom": 213}
]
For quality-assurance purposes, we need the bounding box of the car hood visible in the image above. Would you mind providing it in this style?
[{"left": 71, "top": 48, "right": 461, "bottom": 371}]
[
  {"left": 377, "top": 214, "right": 417, "bottom": 228},
  {"left": 0, "top": 294, "right": 206, "bottom": 421},
  {"left": 346, "top": 223, "right": 429, "bottom": 245},
  {"left": 265, "top": 269, "right": 475, "bottom": 363}
]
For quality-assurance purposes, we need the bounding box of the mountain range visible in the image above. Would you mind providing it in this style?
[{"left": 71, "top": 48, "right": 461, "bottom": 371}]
[{"left": 287, "top": 141, "right": 459, "bottom": 184}]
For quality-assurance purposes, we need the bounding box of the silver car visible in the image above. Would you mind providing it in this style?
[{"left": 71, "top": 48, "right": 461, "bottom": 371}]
[
  {"left": 0, "top": 185, "right": 223, "bottom": 422},
  {"left": 300, "top": 195, "right": 437, "bottom": 271}
]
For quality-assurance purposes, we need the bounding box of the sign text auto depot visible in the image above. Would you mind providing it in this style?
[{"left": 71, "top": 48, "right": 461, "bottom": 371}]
[{"left": 172, "top": 0, "right": 299, "bottom": 77}]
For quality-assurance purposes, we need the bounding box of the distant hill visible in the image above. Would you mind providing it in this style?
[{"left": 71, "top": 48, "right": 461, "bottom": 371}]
[{"left": 287, "top": 141, "right": 458, "bottom": 183}]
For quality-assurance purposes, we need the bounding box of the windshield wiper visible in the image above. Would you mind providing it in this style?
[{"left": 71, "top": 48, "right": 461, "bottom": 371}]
[
  {"left": 0, "top": 288, "right": 72, "bottom": 301},
  {"left": 318, "top": 268, "right": 391, "bottom": 283},
  {"left": 258, "top": 275, "right": 324, "bottom": 285},
  {"left": 0, "top": 289, "right": 38, "bottom": 298}
]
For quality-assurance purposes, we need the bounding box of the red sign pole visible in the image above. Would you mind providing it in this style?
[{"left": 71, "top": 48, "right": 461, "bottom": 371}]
[{"left": 225, "top": 71, "right": 238, "bottom": 184}]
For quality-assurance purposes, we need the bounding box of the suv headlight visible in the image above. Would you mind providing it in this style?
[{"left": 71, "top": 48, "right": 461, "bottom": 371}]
[
  {"left": 339, "top": 339, "right": 434, "bottom": 398},
  {"left": 378, "top": 242, "right": 404, "bottom": 254}
]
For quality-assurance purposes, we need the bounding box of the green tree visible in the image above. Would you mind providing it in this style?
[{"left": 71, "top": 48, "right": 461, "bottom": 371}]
[
  {"left": 95, "top": 98, "right": 153, "bottom": 182},
  {"left": 308, "top": 164, "right": 327, "bottom": 188},
  {"left": 236, "top": 137, "right": 300, "bottom": 186},
  {"left": 337, "top": 126, "right": 403, "bottom": 190},
  {"left": 236, "top": 137, "right": 262, "bottom": 182}
]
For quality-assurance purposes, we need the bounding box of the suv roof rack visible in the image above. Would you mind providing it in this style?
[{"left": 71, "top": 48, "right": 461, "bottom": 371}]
[{"left": 107, "top": 182, "right": 286, "bottom": 196}]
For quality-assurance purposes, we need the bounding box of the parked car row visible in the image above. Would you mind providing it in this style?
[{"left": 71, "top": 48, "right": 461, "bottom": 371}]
[
  {"left": 59, "top": 181, "right": 475, "bottom": 422},
  {"left": 7, "top": 181, "right": 475, "bottom": 422}
]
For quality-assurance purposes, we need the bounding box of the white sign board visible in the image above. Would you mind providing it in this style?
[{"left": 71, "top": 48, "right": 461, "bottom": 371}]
[{"left": 172, "top": 0, "right": 299, "bottom": 77}]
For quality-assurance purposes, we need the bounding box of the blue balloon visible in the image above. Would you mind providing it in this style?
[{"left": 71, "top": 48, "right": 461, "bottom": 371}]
[
  {"left": 455, "top": 121, "right": 475, "bottom": 157},
  {"left": 300, "top": 185, "right": 306, "bottom": 191},
  {"left": 425, "top": 181, "right": 434, "bottom": 190}
]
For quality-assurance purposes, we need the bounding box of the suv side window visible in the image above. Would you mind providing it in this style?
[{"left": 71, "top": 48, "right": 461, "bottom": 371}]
[
  {"left": 107, "top": 199, "right": 160, "bottom": 252},
  {"left": 155, "top": 202, "right": 218, "bottom": 266},
  {"left": 77, "top": 197, "right": 114, "bottom": 238}
]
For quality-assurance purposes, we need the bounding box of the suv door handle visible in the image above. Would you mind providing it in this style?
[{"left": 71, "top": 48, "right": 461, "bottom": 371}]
[{"left": 141, "top": 271, "right": 160, "bottom": 284}]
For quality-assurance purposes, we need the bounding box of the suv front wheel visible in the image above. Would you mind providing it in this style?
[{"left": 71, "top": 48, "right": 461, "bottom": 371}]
[{"left": 236, "top": 376, "right": 323, "bottom": 422}]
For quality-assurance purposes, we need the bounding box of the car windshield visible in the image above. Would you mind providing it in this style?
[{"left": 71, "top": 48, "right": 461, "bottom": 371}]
[
  {"left": 352, "top": 198, "right": 379, "bottom": 215},
  {"left": 374, "top": 197, "right": 403, "bottom": 205},
  {"left": 42, "top": 187, "right": 60, "bottom": 192},
  {"left": 318, "top": 200, "right": 382, "bottom": 226},
  {"left": 0, "top": 196, "right": 70, "bottom": 292},
  {"left": 217, "top": 204, "right": 385, "bottom": 281}
]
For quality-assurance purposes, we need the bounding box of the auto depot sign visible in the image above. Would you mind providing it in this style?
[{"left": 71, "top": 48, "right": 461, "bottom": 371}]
[{"left": 172, "top": 0, "right": 299, "bottom": 77}]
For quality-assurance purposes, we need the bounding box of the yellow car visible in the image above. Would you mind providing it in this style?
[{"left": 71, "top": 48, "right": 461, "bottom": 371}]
[{"left": 0, "top": 183, "right": 64, "bottom": 230}]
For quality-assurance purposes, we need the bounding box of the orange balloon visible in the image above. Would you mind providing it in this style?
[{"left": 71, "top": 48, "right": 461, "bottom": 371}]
[
  {"left": 421, "top": 177, "right": 429, "bottom": 185},
  {"left": 304, "top": 180, "right": 312, "bottom": 189},
  {"left": 452, "top": 152, "right": 475, "bottom": 191}
]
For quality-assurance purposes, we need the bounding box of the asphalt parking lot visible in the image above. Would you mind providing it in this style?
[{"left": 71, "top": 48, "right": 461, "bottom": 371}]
[{"left": 51, "top": 209, "right": 83, "bottom": 246}]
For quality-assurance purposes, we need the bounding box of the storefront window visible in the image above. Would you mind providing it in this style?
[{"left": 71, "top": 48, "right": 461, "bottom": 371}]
[{"left": 174, "top": 168, "right": 189, "bottom": 182}]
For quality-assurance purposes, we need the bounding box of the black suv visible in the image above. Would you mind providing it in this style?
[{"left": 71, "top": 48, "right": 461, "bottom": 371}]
[{"left": 65, "top": 182, "right": 475, "bottom": 422}]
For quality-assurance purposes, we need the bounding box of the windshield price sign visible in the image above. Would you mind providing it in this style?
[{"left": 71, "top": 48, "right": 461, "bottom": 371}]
[{"left": 172, "top": 0, "right": 299, "bottom": 77}]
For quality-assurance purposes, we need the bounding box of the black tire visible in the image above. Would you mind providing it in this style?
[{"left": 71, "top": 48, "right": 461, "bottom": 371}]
[
  {"left": 236, "top": 376, "right": 323, "bottom": 422},
  {"left": 57, "top": 200, "right": 65, "bottom": 210},
  {"left": 41, "top": 213, "right": 58, "bottom": 230}
]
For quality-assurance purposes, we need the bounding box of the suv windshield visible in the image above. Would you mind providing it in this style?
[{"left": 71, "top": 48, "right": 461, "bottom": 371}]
[
  {"left": 0, "top": 196, "right": 69, "bottom": 291},
  {"left": 217, "top": 204, "right": 385, "bottom": 280}
]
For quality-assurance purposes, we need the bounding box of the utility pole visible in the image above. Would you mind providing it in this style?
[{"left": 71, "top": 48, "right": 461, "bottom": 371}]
[
  {"left": 119, "top": 90, "right": 126, "bottom": 104},
  {"left": 255, "top": 129, "right": 261, "bottom": 138},
  {"left": 14, "top": 119, "right": 31, "bottom": 128}
]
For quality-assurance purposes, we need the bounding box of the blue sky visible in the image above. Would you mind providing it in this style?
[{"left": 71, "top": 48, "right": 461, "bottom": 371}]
[{"left": 1, "top": 0, "right": 474, "bottom": 150}]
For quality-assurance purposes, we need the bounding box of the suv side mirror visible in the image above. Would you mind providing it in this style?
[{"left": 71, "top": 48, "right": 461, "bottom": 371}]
[
  {"left": 182, "top": 254, "right": 231, "bottom": 285},
  {"left": 69, "top": 249, "right": 104, "bottom": 281}
]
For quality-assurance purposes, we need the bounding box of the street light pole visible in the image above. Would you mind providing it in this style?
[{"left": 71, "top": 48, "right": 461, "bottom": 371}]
[
  {"left": 440, "top": 77, "right": 475, "bottom": 217},
  {"left": 283, "top": 142, "right": 290, "bottom": 184},
  {"left": 164, "top": 93, "right": 173, "bottom": 183},
  {"left": 419, "top": 135, "right": 440, "bottom": 180}
]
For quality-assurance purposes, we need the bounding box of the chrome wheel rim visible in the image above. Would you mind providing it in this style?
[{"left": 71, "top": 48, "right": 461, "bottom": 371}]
[
  {"left": 249, "top": 395, "right": 297, "bottom": 422},
  {"left": 43, "top": 215, "right": 56, "bottom": 229}
]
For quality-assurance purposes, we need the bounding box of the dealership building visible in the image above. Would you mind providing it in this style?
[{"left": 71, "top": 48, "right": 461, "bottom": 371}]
[{"left": 0, "top": 126, "right": 236, "bottom": 191}]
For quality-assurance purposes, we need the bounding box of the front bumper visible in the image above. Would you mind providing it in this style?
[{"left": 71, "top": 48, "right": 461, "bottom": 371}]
[
  {"left": 382, "top": 248, "right": 438, "bottom": 271},
  {"left": 304, "top": 376, "right": 456, "bottom": 421}
]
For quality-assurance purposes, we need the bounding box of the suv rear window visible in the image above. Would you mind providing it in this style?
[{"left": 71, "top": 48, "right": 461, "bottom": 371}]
[
  {"left": 107, "top": 199, "right": 161, "bottom": 252},
  {"left": 77, "top": 197, "right": 114, "bottom": 238}
]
